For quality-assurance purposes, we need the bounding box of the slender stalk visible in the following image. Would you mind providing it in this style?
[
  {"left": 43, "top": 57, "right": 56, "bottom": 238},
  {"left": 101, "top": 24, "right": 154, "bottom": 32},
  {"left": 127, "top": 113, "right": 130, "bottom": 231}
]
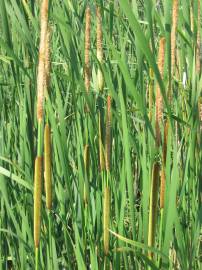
[
  {"left": 34, "top": 157, "right": 42, "bottom": 270},
  {"left": 44, "top": 123, "right": 52, "bottom": 210},
  {"left": 84, "top": 6, "right": 91, "bottom": 93},
  {"left": 196, "top": 0, "right": 201, "bottom": 74},
  {"left": 148, "top": 162, "right": 160, "bottom": 259},
  {"left": 105, "top": 96, "right": 112, "bottom": 172},
  {"left": 103, "top": 186, "right": 110, "bottom": 256},
  {"left": 148, "top": 68, "right": 154, "bottom": 122}
]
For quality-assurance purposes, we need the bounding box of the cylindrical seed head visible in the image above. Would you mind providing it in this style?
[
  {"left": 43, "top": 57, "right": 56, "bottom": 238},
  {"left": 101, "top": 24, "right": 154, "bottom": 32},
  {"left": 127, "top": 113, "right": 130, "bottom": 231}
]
[
  {"left": 34, "top": 156, "right": 43, "bottom": 248},
  {"left": 37, "top": 0, "right": 49, "bottom": 123},
  {"left": 155, "top": 37, "right": 166, "bottom": 147}
]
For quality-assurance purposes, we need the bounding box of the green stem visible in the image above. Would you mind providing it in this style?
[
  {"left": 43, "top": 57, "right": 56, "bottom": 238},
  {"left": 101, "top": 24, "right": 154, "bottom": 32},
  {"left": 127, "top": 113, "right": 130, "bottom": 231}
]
[
  {"left": 35, "top": 247, "right": 39, "bottom": 270},
  {"left": 37, "top": 121, "right": 43, "bottom": 156},
  {"left": 48, "top": 211, "right": 53, "bottom": 270},
  {"left": 158, "top": 208, "right": 164, "bottom": 268}
]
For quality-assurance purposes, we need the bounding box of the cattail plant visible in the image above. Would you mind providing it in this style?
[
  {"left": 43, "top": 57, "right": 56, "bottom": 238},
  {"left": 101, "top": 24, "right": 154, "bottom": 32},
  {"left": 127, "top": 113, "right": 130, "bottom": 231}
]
[
  {"left": 96, "top": 6, "right": 105, "bottom": 171},
  {"left": 103, "top": 95, "right": 112, "bottom": 257},
  {"left": 155, "top": 37, "right": 166, "bottom": 147},
  {"left": 34, "top": 0, "right": 49, "bottom": 269},
  {"left": 34, "top": 157, "right": 43, "bottom": 249},
  {"left": 148, "top": 37, "right": 166, "bottom": 259},
  {"left": 37, "top": 0, "right": 49, "bottom": 123},
  {"left": 171, "top": 0, "right": 178, "bottom": 79},
  {"left": 83, "top": 6, "right": 91, "bottom": 206},
  {"left": 160, "top": 120, "right": 169, "bottom": 209}
]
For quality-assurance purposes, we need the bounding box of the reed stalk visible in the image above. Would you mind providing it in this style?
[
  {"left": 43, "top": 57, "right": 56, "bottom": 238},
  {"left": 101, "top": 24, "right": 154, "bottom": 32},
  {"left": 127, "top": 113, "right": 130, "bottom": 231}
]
[
  {"left": 44, "top": 123, "right": 52, "bottom": 210},
  {"left": 148, "top": 37, "right": 166, "bottom": 259},
  {"left": 34, "top": 156, "right": 43, "bottom": 249},
  {"left": 148, "top": 162, "right": 160, "bottom": 258},
  {"left": 103, "top": 186, "right": 110, "bottom": 256},
  {"left": 84, "top": 6, "right": 91, "bottom": 93},
  {"left": 96, "top": 5, "right": 105, "bottom": 171},
  {"left": 196, "top": 0, "right": 201, "bottom": 74},
  {"left": 148, "top": 68, "right": 154, "bottom": 122},
  {"left": 105, "top": 96, "right": 112, "bottom": 172}
]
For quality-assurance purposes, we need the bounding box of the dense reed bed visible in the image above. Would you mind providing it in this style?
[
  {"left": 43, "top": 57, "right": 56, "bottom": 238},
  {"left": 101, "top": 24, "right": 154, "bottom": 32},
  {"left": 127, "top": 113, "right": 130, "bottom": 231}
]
[{"left": 0, "top": 0, "right": 201, "bottom": 269}]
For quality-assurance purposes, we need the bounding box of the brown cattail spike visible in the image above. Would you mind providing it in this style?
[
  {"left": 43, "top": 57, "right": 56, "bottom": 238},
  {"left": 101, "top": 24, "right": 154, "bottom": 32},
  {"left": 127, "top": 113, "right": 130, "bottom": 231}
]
[
  {"left": 196, "top": 0, "right": 201, "bottom": 73},
  {"left": 103, "top": 186, "right": 110, "bottom": 255},
  {"left": 171, "top": 0, "right": 178, "bottom": 77},
  {"left": 84, "top": 6, "right": 91, "bottom": 92},
  {"left": 44, "top": 123, "right": 52, "bottom": 210},
  {"left": 105, "top": 96, "right": 112, "bottom": 171},
  {"left": 34, "top": 156, "right": 43, "bottom": 248},
  {"left": 96, "top": 6, "right": 104, "bottom": 91},
  {"left": 155, "top": 37, "right": 166, "bottom": 147},
  {"left": 160, "top": 120, "right": 169, "bottom": 208},
  {"left": 37, "top": 0, "right": 49, "bottom": 123}
]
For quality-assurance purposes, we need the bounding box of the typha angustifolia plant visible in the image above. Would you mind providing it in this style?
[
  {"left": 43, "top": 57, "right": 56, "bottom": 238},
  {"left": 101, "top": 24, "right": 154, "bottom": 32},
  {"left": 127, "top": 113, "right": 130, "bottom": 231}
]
[
  {"left": 148, "top": 37, "right": 166, "bottom": 260},
  {"left": 83, "top": 6, "right": 91, "bottom": 207},
  {"left": 103, "top": 95, "right": 112, "bottom": 259},
  {"left": 97, "top": 5, "right": 105, "bottom": 172},
  {"left": 34, "top": 0, "right": 49, "bottom": 269},
  {"left": 95, "top": 5, "right": 112, "bottom": 260}
]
